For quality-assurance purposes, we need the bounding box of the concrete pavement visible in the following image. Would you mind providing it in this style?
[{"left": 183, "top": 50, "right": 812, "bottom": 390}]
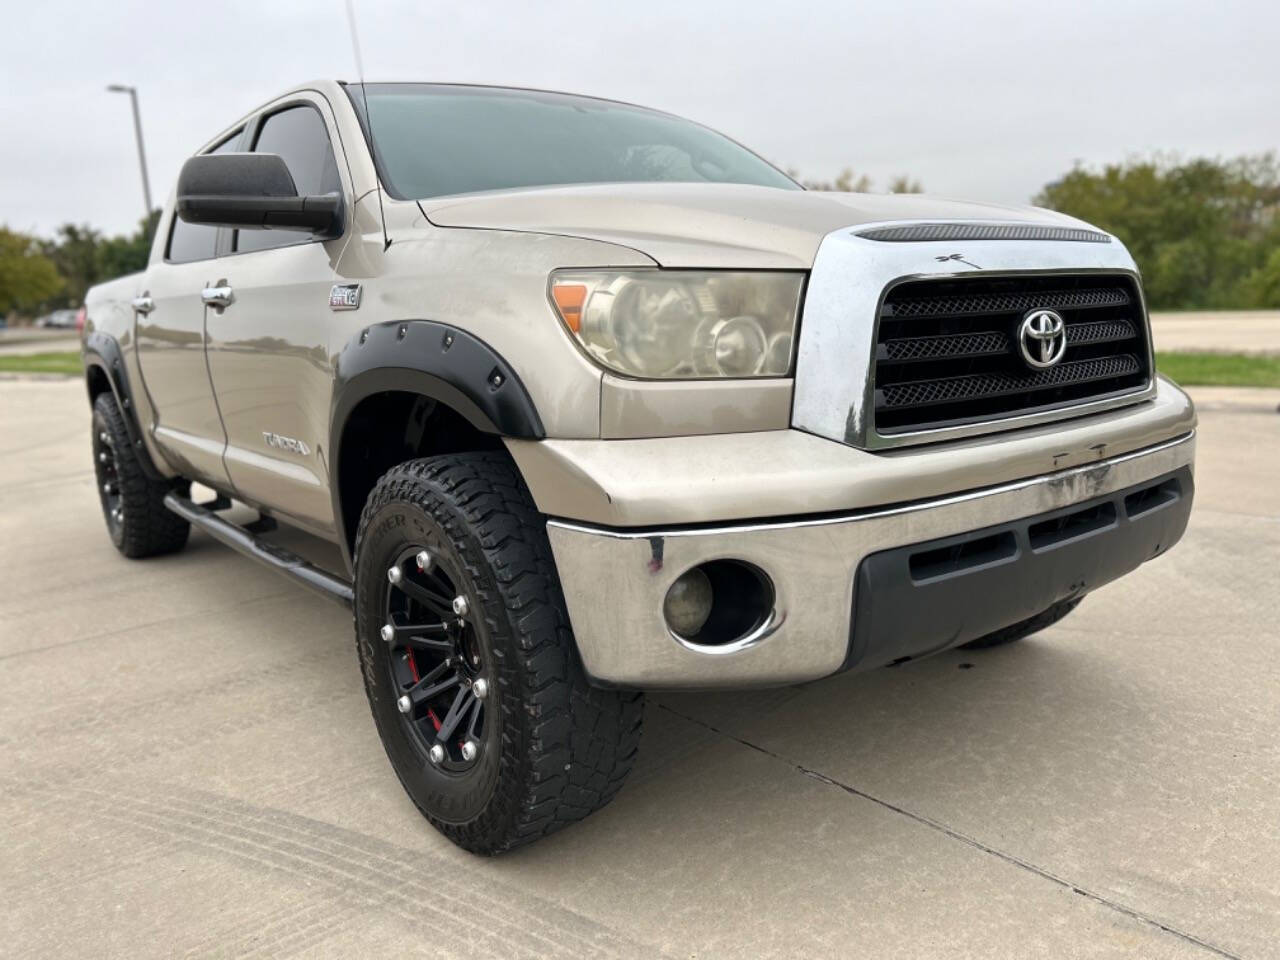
[{"left": 1, "top": 378, "right": 1277, "bottom": 959}]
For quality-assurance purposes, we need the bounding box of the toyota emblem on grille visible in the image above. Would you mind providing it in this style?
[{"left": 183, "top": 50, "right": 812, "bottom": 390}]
[{"left": 1018, "top": 309, "right": 1067, "bottom": 369}]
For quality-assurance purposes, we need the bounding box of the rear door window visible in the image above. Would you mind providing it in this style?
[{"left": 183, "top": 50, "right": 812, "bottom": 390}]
[{"left": 166, "top": 130, "right": 242, "bottom": 264}]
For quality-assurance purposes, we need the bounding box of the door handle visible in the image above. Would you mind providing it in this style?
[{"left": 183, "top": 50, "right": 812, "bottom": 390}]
[
  {"left": 201, "top": 284, "right": 235, "bottom": 308},
  {"left": 131, "top": 295, "right": 155, "bottom": 315}
]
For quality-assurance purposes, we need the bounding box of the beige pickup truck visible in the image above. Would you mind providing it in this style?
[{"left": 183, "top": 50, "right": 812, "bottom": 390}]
[{"left": 82, "top": 81, "right": 1195, "bottom": 854}]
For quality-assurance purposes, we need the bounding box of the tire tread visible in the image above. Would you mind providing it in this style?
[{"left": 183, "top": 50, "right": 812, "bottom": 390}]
[{"left": 354, "top": 451, "right": 643, "bottom": 854}]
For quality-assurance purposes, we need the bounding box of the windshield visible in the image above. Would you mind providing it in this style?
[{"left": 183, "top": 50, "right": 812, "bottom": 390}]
[{"left": 346, "top": 83, "right": 799, "bottom": 200}]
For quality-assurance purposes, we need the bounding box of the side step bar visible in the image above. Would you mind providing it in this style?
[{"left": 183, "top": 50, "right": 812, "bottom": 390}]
[{"left": 163, "top": 492, "right": 354, "bottom": 608}]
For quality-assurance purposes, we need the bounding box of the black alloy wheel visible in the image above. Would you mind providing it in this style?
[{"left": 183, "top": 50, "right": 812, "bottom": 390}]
[
  {"left": 382, "top": 545, "right": 494, "bottom": 773},
  {"left": 92, "top": 420, "right": 125, "bottom": 538}
]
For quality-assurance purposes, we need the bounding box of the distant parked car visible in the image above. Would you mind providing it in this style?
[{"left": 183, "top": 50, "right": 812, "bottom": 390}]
[{"left": 37, "top": 309, "right": 79, "bottom": 329}]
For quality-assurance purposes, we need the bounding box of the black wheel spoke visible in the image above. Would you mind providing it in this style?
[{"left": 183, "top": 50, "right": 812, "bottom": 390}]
[
  {"left": 465, "top": 695, "right": 483, "bottom": 741},
  {"left": 395, "top": 577, "right": 455, "bottom": 617},
  {"left": 404, "top": 635, "right": 455, "bottom": 656},
  {"left": 410, "top": 668, "right": 461, "bottom": 703},
  {"left": 384, "top": 621, "right": 454, "bottom": 656},
  {"left": 434, "top": 686, "right": 473, "bottom": 743},
  {"left": 385, "top": 621, "right": 450, "bottom": 642}
]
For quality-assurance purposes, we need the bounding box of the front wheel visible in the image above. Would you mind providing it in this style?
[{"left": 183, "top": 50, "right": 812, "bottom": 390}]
[{"left": 353, "top": 452, "right": 644, "bottom": 855}]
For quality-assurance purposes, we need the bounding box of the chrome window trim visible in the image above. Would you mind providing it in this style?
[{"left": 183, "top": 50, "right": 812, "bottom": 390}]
[{"left": 791, "top": 222, "right": 1158, "bottom": 449}]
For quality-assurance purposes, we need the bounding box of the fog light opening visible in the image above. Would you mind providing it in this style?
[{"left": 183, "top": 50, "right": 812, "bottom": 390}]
[{"left": 663, "top": 559, "right": 775, "bottom": 649}]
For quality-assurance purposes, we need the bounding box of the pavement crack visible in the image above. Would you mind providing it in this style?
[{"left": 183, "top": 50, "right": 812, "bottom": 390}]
[{"left": 657, "top": 703, "right": 1245, "bottom": 960}]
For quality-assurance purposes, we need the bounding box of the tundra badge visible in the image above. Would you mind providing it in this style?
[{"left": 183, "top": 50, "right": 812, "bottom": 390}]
[
  {"left": 329, "top": 283, "right": 362, "bottom": 311},
  {"left": 263, "top": 432, "right": 310, "bottom": 456}
]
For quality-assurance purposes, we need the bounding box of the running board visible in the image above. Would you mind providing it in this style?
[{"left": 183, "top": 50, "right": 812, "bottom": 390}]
[{"left": 163, "top": 493, "right": 353, "bottom": 608}]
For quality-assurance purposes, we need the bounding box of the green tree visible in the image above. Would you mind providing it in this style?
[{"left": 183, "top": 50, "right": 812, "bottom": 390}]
[
  {"left": 99, "top": 210, "right": 161, "bottom": 280},
  {"left": 40, "top": 223, "right": 105, "bottom": 309},
  {"left": 1035, "top": 154, "right": 1280, "bottom": 310},
  {"left": 887, "top": 175, "right": 924, "bottom": 194},
  {"left": 1243, "top": 246, "right": 1280, "bottom": 307},
  {"left": 0, "top": 227, "right": 63, "bottom": 316},
  {"left": 29, "top": 210, "right": 161, "bottom": 314}
]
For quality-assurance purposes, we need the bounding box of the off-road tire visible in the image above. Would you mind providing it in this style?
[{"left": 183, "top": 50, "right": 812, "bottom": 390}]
[
  {"left": 353, "top": 451, "right": 644, "bottom": 855},
  {"left": 958, "top": 596, "right": 1083, "bottom": 650},
  {"left": 92, "top": 392, "right": 189, "bottom": 558}
]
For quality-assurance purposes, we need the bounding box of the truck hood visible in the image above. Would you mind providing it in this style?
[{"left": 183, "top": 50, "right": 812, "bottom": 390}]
[{"left": 420, "top": 182, "right": 1094, "bottom": 269}]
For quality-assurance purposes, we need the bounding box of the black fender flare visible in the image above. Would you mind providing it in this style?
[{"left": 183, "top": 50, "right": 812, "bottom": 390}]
[
  {"left": 328, "top": 319, "right": 545, "bottom": 559},
  {"left": 83, "top": 331, "right": 168, "bottom": 482}
]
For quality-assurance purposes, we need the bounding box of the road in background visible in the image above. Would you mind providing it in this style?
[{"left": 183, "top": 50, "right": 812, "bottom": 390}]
[
  {"left": 1151, "top": 310, "right": 1280, "bottom": 354},
  {"left": 2, "top": 380, "right": 1277, "bottom": 959},
  {"left": 0, "top": 329, "right": 78, "bottom": 357}
]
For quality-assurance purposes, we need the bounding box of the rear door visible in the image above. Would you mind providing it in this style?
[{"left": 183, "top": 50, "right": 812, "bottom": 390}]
[
  {"left": 136, "top": 129, "right": 244, "bottom": 487},
  {"left": 203, "top": 94, "right": 350, "bottom": 535}
]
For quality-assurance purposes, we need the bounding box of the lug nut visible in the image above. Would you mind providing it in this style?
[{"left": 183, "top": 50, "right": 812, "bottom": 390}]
[
  {"left": 396, "top": 695, "right": 411, "bottom": 714},
  {"left": 452, "top": 595, "right": 469, "bottom": 617},
  {"left": 428, "top": 744, "right": 445, "bottom": 764},
  {"left": 415, "top": 550, "right": 432, "bottom": 571},
  {"left": 380, "top": 623, "right": 395, "bottom": 643},
  {"left": 460, "top": 740, "right": 478, "bottom": 761},
  {"left": 387, "top": 566, "right": 402, "bottom": 585},
  {"left": 472, "top": 678, "right": 489, "bottom": 700}
]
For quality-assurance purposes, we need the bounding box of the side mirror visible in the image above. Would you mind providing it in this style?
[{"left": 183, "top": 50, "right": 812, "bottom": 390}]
[{"left": 176, "top": 153, "right": 343, "bottom": 239}]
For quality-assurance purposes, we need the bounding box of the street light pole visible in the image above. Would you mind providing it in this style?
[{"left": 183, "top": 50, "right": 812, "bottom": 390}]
[{"left": 106, "top": 84, "right": 153, "bottom": 220}]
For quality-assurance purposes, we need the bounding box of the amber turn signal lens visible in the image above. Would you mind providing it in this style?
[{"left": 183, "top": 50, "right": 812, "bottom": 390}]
[{"left": 551, "top": 282, "right": 587, "bottom": 333}]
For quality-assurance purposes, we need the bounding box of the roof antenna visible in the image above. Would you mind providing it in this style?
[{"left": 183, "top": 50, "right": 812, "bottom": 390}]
[{"left": 344, "top": 0, "right": 391, "bottom": 251}]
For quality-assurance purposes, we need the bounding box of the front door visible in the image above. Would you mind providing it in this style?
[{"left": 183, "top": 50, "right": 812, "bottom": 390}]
[{"left": 204, "top": 95, "right": 350, "bottom": 536}]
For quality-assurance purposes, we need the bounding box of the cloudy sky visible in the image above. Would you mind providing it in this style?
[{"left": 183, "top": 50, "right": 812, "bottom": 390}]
[{"left": 3, "top": 0, "right": 1278, "bottom": 237}]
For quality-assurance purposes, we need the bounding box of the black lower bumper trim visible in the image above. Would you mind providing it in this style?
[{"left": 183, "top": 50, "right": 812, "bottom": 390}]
[{"left": 842, "top": 466, "right": 1194, "bottom": 672}]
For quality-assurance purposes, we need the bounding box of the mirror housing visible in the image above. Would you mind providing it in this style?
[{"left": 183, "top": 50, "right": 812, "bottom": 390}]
[{"left": 176, "top": 153, "right": 343, "bottom": 239}]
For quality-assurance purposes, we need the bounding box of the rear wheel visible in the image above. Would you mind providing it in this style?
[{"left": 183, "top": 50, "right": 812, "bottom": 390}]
[
  {"left": 92, "top": 392, "right": 189, "bottom": 558},
  {"left": 958, "top": 597, "right": 1083, "bottom": 650},
  {"left": 353, "top": 452, "right": 643, "bottom": 854}
]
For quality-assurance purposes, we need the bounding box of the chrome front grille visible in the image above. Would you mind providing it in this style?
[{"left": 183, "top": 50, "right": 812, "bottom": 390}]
[{"left": 872, "top": 274, "right": 1152, "bottom": 435}]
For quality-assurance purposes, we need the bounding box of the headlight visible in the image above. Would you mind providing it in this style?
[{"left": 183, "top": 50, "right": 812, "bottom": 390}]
[{"left": 549, "top": 270, "right": 803, "bottom": 379}]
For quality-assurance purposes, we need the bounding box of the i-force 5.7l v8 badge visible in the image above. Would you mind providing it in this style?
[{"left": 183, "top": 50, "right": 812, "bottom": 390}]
[{"left": 329, "top": 283, "right": 362, "bottom": 311}]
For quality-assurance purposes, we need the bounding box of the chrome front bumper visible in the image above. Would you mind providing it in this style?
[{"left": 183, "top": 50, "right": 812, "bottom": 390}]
[{"left": 546, "top": 432, "right": 1195, "bottom": 689}]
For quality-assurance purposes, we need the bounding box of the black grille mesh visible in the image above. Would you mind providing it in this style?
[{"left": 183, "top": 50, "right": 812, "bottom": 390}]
[
  {"left": 1066, "top": 319, "right": 1136, "bottom": 345},
  {"left": 882, "top": 318, "right": 1136, "bottom": 365},
  {"left": 885, "top": 286, "right": 1130, "bottom": 319},
  {"left": 883, "top": 331, "right": 1009, "bottom": 362},
  {"left": 880, "top": 355, "right": 1141, "bottom": 409},
  {"left": 874, "top": 274, "right": 1150, "bottom": 433}
]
